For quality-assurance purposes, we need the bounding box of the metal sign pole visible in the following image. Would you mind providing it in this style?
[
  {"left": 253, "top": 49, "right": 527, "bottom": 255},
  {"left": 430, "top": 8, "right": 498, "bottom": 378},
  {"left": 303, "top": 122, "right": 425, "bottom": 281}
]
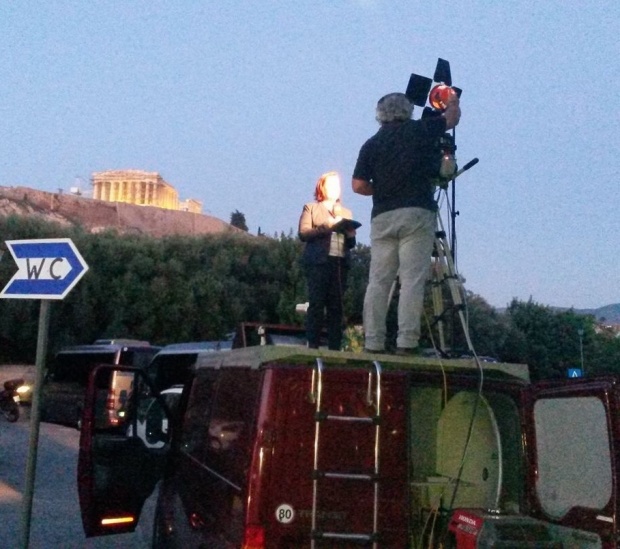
[
  {"left": 19, "top": 299, "right": 51, "bottom": 548},
  {"left": 1, "top": 238, "right": 88, "bottom": 547}
]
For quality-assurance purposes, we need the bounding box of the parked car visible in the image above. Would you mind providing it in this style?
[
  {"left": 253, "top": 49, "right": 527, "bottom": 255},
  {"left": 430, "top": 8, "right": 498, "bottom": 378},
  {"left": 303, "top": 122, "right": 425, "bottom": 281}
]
[
  {"left": 146, "top": 340, "right": 232, "bottom": 393},
  {"left": 41, "top": 341, "right": 160, "bottom": 428},
  {"left": 77, "top": 346, "right": 617, "bottom": 547}
]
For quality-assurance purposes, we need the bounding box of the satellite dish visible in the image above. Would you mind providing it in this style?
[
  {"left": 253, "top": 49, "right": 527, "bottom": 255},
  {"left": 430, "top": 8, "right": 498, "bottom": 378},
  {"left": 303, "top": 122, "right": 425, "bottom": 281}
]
[{"left": 436, "top": 391, "right": 502, "bottom": 509}]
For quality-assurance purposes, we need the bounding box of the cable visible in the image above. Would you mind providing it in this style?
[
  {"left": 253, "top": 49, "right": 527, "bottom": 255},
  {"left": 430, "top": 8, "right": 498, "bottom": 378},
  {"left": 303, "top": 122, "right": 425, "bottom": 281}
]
[{"left": 427, "top": 204, "right": 487, "bottom": 546}]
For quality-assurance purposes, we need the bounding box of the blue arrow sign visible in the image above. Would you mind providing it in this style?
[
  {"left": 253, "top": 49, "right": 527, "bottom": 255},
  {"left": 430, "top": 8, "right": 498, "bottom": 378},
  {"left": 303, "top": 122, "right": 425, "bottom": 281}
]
[
  {"left": 0, "top": 239, "right": 89, "bottom": 300},
  {"left": 568, "top": 368, "right": 582, "bottom": 378}
]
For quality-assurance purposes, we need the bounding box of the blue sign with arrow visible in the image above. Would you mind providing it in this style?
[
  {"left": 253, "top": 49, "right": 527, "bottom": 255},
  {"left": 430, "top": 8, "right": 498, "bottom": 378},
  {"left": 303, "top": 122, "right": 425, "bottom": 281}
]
[{"left": 0, "top": 238, "right": 89, "bottom": 300}]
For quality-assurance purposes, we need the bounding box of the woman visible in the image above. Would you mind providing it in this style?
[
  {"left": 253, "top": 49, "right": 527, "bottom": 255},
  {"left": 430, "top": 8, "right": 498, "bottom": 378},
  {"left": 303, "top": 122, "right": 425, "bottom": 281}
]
[{"left": 298, "top": 171, "right": 357, "bottom": 350}]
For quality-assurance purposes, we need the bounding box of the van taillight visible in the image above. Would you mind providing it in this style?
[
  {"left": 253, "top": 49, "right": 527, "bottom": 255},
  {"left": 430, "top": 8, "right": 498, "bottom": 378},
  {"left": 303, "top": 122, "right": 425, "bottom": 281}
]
[{"left": 242, "top": 524, "right": 265, "bottom": 549}]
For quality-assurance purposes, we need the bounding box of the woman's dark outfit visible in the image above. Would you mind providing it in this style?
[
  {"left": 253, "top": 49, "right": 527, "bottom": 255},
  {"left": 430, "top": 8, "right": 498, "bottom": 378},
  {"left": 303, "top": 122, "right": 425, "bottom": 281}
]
[{"left": 298, "top": 202, "right": 356, "bottom": 350}]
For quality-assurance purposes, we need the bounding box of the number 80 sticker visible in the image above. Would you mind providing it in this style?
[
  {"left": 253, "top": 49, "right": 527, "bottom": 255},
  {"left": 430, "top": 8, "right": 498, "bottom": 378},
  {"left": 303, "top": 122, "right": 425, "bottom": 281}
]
[{"left": 275, "top": 503, "right": 295, "bottom": 524}]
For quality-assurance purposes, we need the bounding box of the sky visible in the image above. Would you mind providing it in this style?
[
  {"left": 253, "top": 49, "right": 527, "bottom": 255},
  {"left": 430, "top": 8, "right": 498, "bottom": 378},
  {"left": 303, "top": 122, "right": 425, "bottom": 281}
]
[{"left": 1, "top": 1, "right": 618, "bottom": 310}]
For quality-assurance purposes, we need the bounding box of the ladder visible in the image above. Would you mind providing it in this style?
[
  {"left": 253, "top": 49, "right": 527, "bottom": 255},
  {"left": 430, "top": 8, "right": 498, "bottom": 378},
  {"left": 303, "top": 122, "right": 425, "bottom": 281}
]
[{"left": 309, "top": 358, "right": 382, "bottom": 548}]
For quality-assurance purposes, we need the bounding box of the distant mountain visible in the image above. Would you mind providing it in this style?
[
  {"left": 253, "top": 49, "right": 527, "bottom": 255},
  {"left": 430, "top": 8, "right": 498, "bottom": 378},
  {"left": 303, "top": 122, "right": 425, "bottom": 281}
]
[
  {"left": 576, "top": 304, "right": 620, "bottom": 324},
  {"left": 495, "top": 303, "right": 620, "bottom": 324}
]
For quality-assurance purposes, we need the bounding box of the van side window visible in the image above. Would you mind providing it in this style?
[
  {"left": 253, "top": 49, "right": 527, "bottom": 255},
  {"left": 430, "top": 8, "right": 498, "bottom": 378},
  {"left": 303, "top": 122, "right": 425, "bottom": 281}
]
[
  {"left": 152, "top": 353, "right": 199, "bottom": 391},
  {"left": 204, "top": 369, "right": 261, "bottom": 488},
  {"left": 49, "top": 352, "right": 116, "bottom": 385},
  {"left": 118, "top": 351, "right": 135, "bottom": 366},
  {"left": 534, "top": 396, "right": 612, "bottom": 518},
  {"left": 129, "top": 350, "right": 153, "bottom": 370},
  {"left": 181, "top": 370, "right": 219, "bottom": 457}
]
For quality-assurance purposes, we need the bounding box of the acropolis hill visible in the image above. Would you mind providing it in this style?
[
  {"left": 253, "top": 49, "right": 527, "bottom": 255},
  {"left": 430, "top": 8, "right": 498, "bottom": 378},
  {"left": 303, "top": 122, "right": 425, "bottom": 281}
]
[{"left": 0, "top": 184, "right": 241, "bottom": 238}]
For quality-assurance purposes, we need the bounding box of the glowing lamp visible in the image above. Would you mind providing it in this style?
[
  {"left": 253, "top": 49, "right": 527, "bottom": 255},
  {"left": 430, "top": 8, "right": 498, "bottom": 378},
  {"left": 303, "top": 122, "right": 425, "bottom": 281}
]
[{"left": 429, "top": 84, "right": 456, "bottom": 111}]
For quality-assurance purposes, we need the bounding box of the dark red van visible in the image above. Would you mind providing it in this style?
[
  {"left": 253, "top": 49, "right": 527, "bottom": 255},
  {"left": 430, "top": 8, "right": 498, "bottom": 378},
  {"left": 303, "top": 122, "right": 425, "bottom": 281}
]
[{"left": 77, "top": 346, "right": 619, "bottom": 547}]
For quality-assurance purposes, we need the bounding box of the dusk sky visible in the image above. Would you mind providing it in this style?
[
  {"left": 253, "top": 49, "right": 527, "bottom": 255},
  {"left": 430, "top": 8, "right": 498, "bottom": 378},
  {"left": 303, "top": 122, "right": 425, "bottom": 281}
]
[{"left": 1, "top": 1, "right": 618, "bottom": 310}]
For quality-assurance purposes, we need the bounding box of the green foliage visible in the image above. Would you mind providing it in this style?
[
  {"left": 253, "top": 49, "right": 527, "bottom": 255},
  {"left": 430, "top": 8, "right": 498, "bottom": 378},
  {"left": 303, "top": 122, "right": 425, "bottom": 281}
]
[
  {"left": 1, "top": 215, "right": 618, "bottom": 382},
  {"left": 230, "top": 210, "right": 248, "bottom": 231},
  {"left": 343, "top": 244, "right": 370, "bottom": 325},
  {"left": 419, "top": 290, "right": 615, "bottom": 382},
  {"left": 0, "top": 217, "right": 307, "bottom": 360},
  {"left": 502, "top": 298, "right": 599, "bottom": 380}
]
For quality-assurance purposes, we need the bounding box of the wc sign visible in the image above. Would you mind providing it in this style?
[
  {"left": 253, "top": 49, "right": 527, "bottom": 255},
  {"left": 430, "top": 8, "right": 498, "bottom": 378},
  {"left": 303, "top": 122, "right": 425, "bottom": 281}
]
[{"left": 0, "top": 238, "right": 89, "bottom": 300}]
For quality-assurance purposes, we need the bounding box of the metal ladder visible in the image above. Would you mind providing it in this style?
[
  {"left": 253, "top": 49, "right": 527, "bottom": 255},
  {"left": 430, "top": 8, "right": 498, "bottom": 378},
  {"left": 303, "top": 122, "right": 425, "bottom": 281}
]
[{"left": 309, "top": 358, "right": 382, "bottom": 548}]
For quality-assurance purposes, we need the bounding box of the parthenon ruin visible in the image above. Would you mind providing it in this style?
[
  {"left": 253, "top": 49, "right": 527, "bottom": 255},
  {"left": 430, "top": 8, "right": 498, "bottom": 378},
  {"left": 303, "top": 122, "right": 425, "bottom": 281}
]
[{"left": 91, "top": 170, "right": 202, "bottom": 213}]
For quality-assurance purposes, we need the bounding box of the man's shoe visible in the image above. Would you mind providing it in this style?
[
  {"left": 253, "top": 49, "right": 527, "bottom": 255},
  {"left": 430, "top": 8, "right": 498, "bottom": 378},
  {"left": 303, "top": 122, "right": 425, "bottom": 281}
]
[{"left": 395, "top": 347, "right": 421, "bottom": 357}]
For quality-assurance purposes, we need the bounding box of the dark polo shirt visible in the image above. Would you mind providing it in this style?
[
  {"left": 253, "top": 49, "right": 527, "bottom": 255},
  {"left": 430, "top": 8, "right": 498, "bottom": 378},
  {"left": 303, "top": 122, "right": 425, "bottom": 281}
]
[{"left": 353, "top": 116, "right": 447, "bottom": 218}]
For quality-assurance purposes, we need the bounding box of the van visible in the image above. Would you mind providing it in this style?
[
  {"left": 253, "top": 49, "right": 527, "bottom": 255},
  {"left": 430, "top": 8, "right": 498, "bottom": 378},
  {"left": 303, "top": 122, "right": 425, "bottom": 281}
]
[
  {"left": 146, "top": 340, "right": 233, "bottom": 392},
  {"left": 143, "top": 325, "right": 297, "bottom": 394},
  {"left": 41, "top": 341, "right": 160, "bottom": 428},
  {"left": 77, "top": 347, "right": 618, "bottom": 547}
]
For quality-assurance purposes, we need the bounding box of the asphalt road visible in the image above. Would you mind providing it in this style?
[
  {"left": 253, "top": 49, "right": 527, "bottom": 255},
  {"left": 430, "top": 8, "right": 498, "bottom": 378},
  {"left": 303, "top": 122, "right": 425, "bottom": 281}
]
[{"left": 0, "top": 401, "right": 157, "bottom": 548}]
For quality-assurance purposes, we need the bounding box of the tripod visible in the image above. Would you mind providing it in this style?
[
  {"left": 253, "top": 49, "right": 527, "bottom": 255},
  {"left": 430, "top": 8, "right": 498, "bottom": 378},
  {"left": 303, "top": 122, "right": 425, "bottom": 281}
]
[
  {"left": 428, "top": 210, "right": 475, "bottom": 357},
  {"left": 385, "top": 158, "right": 480, "bottom": 355}
]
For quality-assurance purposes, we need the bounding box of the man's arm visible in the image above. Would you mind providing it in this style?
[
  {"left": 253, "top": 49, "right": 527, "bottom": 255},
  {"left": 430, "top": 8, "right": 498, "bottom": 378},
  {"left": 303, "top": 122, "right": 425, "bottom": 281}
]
[
  {"left": 352, "top": 178, "right": 373, "bottom": 196},
  {"left": 442, "top": 95, "right": 461, "bottom": 130}
]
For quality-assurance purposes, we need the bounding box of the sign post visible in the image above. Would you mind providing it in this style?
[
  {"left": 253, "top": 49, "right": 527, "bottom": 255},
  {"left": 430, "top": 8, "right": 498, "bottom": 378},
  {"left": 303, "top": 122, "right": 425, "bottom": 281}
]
[{"left": 0, "top": 238, "right": 88, "bottom": 548}]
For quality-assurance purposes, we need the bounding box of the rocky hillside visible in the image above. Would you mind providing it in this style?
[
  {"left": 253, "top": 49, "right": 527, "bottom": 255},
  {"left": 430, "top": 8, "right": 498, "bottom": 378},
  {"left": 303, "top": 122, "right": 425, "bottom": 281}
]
[{"left": 0, "top": 185, "right": 241, "bottom": 237}]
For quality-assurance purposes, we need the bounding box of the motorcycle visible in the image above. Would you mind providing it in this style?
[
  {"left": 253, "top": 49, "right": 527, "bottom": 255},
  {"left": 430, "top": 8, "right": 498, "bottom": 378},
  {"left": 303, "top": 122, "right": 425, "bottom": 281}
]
[{"left": 0, "top": 378, "right": 22, "bottom": 422}]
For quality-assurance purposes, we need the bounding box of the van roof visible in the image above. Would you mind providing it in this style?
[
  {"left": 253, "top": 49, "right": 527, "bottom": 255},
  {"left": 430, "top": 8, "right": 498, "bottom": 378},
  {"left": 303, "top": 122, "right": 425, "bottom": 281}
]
[
  {"left": 92, "top": 339, "right": 151, "bottom": 346},
  {"left": 57, "top": 343, "right": 160, "bottom": 354},
  {"left": 155, "top": 341, "right": 233, "bottom": 355},
  {"left": 194, "top": 346, "right": 530, "bottom": 382}
]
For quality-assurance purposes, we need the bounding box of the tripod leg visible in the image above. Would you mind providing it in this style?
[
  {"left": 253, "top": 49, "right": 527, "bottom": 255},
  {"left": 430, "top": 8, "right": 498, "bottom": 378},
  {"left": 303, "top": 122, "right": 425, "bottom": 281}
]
[
  {"left": 433, "top": 229, "right": 476, "bottom": 353},
  {"left": 430, "top": 246, "right": 447, "bottom": 352}
]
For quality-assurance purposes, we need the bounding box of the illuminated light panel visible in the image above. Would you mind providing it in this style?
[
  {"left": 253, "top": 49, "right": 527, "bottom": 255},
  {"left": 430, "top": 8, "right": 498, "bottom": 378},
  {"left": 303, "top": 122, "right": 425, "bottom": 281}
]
[
  {"left": 101, "top": 516, "right": 135, "bottom": 526},
  {"left": 242, "top": 524, "right": 265, "bottom": 549}
]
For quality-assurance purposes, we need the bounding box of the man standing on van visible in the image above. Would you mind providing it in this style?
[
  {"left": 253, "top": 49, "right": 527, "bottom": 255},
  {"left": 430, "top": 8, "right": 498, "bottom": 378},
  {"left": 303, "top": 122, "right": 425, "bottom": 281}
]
[{"left": 352, "top": 92, "right": 461, "bottom": 354}]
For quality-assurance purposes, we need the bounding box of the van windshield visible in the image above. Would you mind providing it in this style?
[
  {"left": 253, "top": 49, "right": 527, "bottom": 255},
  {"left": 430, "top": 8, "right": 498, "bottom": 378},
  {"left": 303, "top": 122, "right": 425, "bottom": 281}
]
[
  {"left": 50, "top": 352, "right": 117, "bottom": 386},
  {"left": 149, "top": 353, "right": 199, "bottom": 391}
]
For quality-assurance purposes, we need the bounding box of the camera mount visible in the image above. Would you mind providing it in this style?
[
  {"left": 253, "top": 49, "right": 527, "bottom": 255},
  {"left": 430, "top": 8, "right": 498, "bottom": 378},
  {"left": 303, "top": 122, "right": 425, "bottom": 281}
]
[
  {"left": 404, "top": 58, "right": 474, "bottom": 261},
  {"left": 405, "top": 59, "right": 479, "bottom": 353}
]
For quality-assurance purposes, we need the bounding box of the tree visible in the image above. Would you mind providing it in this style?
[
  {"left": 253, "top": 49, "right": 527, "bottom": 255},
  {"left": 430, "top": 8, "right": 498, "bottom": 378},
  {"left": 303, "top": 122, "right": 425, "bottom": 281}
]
[
  {"left": 230, "top": 210, "right": 248, "bottom": 231},
  {"left": 503, "top": 299, "right": 599, "bottom": 380}
]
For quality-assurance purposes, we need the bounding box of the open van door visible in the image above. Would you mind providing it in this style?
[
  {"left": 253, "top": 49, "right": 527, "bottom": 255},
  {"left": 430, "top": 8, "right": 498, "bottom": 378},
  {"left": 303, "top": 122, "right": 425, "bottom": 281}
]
[
  {"left": 523, "top": 376, "right": 620, "bottom": 546},
  {"left": 77, "top": 365, "right": 172, "bottom": 537}
]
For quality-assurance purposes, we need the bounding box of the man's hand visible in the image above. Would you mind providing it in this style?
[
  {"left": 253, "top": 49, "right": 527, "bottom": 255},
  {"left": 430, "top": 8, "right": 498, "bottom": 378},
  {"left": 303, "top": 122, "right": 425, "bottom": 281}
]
[{"left": 443, "top": 95, "right": 461, "bottom": 130}]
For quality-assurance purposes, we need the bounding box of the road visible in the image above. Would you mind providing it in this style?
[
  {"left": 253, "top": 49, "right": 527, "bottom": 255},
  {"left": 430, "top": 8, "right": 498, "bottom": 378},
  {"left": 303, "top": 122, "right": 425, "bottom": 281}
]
[{"left": 0, "top": 406, "right": 157, "bottom": 548}]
